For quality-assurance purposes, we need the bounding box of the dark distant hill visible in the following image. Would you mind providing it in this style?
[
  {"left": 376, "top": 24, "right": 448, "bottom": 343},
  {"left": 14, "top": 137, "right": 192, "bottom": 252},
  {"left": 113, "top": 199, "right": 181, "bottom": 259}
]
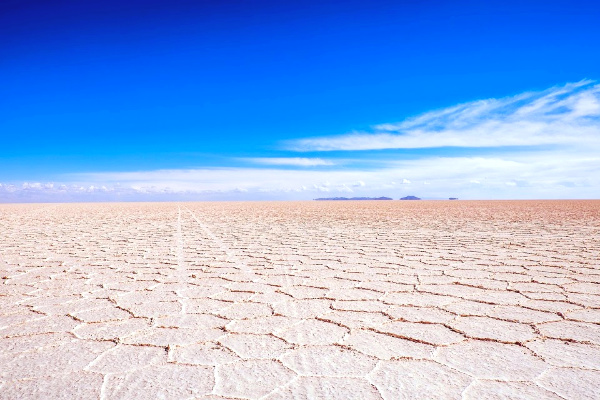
[
  {"left": 400, "top": 195, "right": 421, "bottom": 200},
  {"left": 314, "top": 197, "right": 393, "bottom": 201},
  {"left": 449, "top": 197, "right": 459, "bottom": 200}
]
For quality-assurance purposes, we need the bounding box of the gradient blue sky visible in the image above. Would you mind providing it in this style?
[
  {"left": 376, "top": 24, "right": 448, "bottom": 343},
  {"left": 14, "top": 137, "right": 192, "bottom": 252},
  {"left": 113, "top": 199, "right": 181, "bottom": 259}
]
[{"left": 1, "top": 0, "right": 599, "bottom": 201}]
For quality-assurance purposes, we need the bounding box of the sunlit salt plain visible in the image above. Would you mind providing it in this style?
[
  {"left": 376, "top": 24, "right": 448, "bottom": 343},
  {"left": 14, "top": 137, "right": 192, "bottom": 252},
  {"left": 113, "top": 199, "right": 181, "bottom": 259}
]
[{"left": 1, "top": 201, "right": 599, "bottom": 399}]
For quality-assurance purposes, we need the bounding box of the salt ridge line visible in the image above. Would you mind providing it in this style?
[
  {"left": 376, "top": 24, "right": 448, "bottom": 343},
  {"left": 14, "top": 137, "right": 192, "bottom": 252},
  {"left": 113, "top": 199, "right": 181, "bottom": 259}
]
[
  {"left": 5, "top": 204, "right": 70, "bottom": 287},
  {"left": 182, "top": 205, "right": 252, "bottom": 274}
]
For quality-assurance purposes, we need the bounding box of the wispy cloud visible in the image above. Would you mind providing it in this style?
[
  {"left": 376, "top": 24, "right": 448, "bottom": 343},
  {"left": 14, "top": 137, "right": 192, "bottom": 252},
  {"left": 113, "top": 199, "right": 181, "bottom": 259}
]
[
  {"left": 286, "top": 81, "right": 600, "bottom": 151},
  {"left": 243, "top": 157, "right": 334, "bottom": 166},
  {"left": 3, "top": 81, "right": 599, "bottom": 201}
]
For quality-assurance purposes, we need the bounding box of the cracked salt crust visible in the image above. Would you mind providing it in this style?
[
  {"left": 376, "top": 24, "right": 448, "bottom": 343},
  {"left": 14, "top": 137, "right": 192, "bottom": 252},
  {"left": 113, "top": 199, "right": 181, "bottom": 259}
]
[{"left": 1, "top": 200, "right": 599, "bottom": 399}]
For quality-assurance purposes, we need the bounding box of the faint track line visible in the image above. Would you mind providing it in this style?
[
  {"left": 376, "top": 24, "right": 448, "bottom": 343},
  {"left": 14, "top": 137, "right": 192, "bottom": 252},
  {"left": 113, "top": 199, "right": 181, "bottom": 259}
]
[
  {"left": 182, "top": 205, "right": 251, "bottom": 273},
  {"left": 176, "top": 206, "right": 184, "bottom": 271},
  {"left": 176, "top": 205, "right": 188, "bottom": 314}
]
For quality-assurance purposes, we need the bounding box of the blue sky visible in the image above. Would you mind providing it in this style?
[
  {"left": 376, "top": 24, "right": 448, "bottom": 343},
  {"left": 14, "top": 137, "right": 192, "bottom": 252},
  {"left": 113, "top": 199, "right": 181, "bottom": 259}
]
[{"left": 1, "top": 0, "right": 599, "bottom": 201}]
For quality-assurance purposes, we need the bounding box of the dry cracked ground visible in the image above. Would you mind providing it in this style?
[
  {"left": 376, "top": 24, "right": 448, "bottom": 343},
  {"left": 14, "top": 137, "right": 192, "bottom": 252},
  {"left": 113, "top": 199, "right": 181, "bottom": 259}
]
[{"left": 0, "top": 200, "right": 599, "bottom": 400}]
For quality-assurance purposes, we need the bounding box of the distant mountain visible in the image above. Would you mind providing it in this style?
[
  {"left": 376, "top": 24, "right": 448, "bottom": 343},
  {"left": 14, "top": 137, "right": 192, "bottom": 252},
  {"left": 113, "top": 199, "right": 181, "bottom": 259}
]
[
  {"left": 314, "top": 197, "right": 393, "bottom": 201},
  {"left": 399, "top": 195, "right": 421, "bottom": 200},
  {"left": 449, "top": 197, "right": 459, "bottom": 200}
]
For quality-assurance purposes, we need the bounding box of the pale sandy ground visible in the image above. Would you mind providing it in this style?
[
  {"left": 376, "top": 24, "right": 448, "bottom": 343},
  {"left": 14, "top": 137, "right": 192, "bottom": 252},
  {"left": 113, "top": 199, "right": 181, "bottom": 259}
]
[{"left": 0, "top": 201, "right": 599, "bottom": 400}]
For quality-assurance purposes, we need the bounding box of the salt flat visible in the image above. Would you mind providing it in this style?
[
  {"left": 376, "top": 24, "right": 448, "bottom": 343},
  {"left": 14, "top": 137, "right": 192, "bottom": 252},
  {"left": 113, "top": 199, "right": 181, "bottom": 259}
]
[{"left": 0, "top": 201, "right": 599, "bottom": 399}]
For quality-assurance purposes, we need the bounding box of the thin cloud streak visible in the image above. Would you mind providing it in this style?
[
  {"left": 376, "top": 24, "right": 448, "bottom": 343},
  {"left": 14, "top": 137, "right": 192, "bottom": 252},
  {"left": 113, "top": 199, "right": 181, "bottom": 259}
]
[
  {"left": 243, "top": 157, "right": 334, "bottom": 166},
  {"left": 286, "top": 81, "right": 600, "bottom": 151}
]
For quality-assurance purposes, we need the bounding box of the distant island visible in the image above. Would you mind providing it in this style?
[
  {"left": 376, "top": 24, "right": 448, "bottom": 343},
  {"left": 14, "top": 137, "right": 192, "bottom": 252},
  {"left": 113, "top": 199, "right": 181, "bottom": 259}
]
[
  {"left": 449, "top": 197, "right": 459, "bottom": 200},
  {"left": 400, "top": 195, "right": 421, "bottom": 200},
  {"left": 314, "top": 197, "right": 393, "bottom": 201}
]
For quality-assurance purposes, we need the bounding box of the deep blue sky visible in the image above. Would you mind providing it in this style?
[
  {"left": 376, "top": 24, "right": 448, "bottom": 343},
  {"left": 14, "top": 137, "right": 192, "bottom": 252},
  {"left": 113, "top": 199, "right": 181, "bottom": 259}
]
[{"left": 1, "top": 0, "right": 599, "bottom": 200}]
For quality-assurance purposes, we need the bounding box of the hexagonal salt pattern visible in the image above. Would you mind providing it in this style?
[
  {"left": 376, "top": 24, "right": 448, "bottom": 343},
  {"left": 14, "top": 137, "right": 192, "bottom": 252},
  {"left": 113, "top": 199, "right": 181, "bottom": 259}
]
[{"left": 1, "top": 200, "right": 599, "bottom": 399}]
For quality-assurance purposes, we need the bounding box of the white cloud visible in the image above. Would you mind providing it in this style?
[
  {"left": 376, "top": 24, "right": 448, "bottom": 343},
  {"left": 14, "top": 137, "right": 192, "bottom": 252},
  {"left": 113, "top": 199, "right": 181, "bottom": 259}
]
[
  {"left": 22, "top": 182, "right": 43, "bottom": 189},
  {"left": 3, "top": 81, "right": 599, "bottom": 201},
  {"left": 243, "top": 157, "right": 334, "bottom": 166},
  {"left": 286, "top": 81, "right": 600, "bottom": 151}
]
